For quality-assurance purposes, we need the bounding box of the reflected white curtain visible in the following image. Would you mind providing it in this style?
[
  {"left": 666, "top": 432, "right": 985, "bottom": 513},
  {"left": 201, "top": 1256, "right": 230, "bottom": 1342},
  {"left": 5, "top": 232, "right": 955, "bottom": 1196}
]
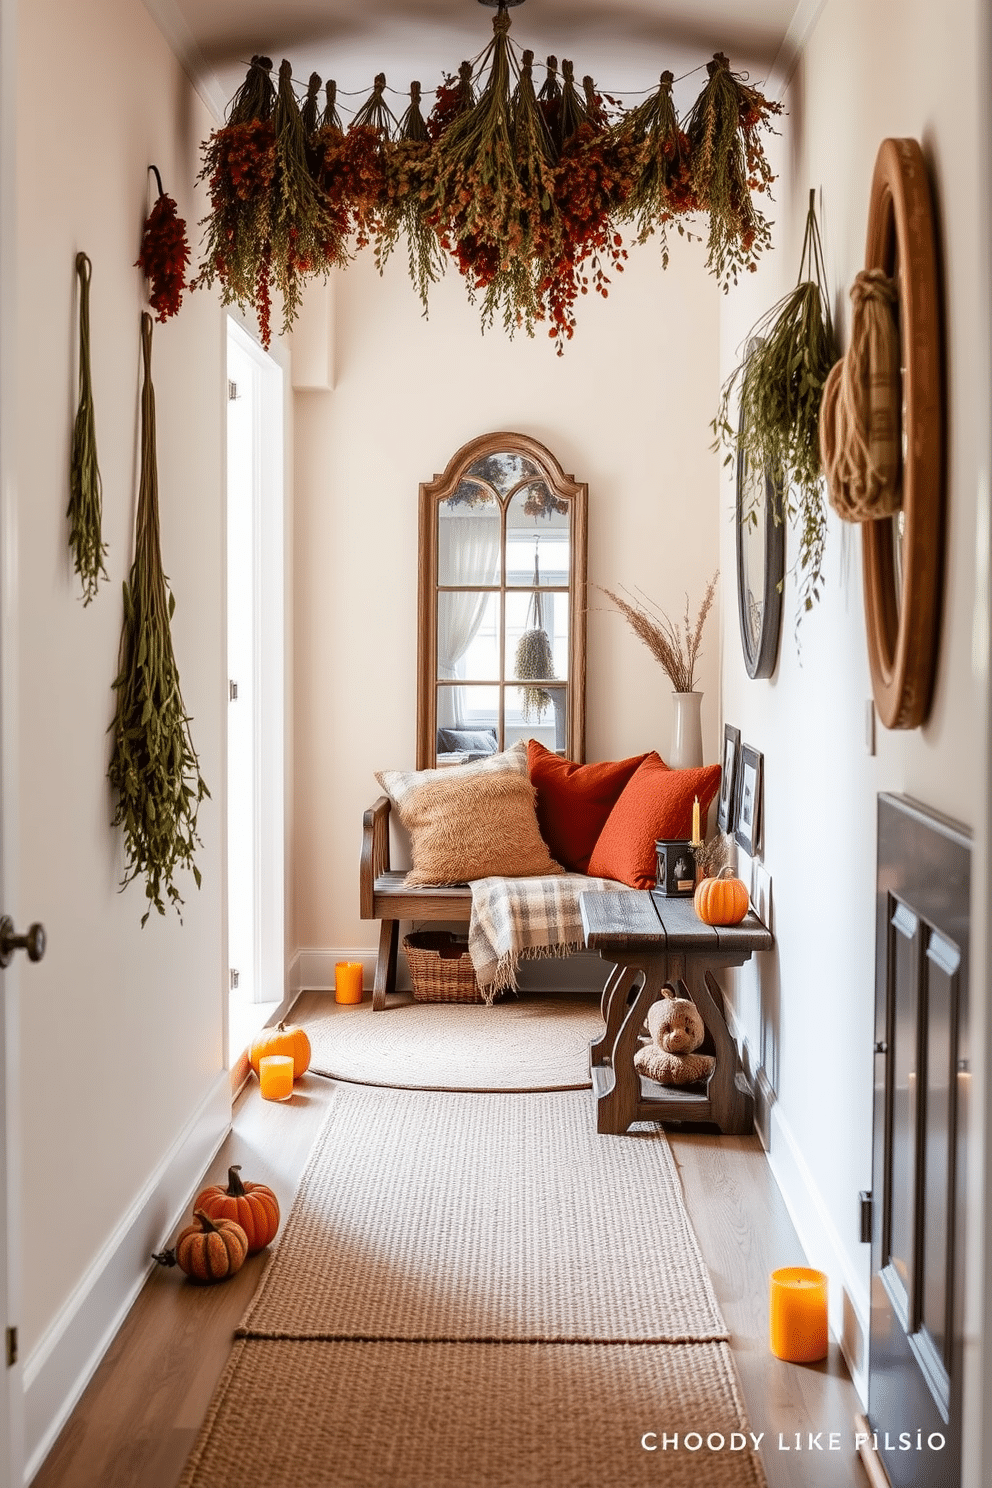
[{"left": 437, "top": 512, "right": 501, "bottom": 729}]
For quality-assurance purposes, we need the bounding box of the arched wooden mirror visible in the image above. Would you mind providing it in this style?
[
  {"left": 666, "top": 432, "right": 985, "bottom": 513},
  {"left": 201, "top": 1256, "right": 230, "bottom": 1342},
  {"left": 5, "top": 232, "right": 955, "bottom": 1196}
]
[
  {"left": 862, "top": 138, "right": 943, "bottom": 729},
  {"left": 417, "top": 432, "right": 587, "bottom": 768}
]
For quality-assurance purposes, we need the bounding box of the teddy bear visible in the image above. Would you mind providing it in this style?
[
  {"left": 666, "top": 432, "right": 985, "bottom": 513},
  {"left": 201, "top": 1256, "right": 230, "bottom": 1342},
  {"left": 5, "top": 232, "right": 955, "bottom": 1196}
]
[{"left": 633, "top": 994, "right": 716, "bottom": 1087}]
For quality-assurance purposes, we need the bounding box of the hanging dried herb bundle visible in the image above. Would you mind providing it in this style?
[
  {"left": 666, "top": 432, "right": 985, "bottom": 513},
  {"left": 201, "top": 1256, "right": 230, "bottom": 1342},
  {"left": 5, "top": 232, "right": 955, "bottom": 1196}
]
[
  {"left": 428, "top": 11, "right": 559, "bottom": 337},
  {"left": 427, "top": 62, "right": 476, "bottom": 141},
  {"left": 268, "top": 60, "right": 350, "bottom": 340},
  {"left": 194, "top": 57, "right": 277, "bottom": 342},
  {"left": 516, "top": 565, "right": 555, "bottom": 720},
  {"left": 68, "top": 252, "right": 107, "bottom": 605},
  {"left": 613, "top": 72, "right": 697, "bottom": 267},
  {"left": 714, "top": 192, "right": 836, "bottom": 615},
  {"left": 108, "top": 315, "right": 208, "bottom": 925},
  {"left": 377, "top": 82, "right": 446, "bottom": 307},
  {"left": 136, "top": 171, "right": 191, "bottom": 322},
  {"left": 684, "top": 53, "right": 782, "bottom": 287},
  {"left": 599, "top": 574, "right": 718, "bottom": 693}
]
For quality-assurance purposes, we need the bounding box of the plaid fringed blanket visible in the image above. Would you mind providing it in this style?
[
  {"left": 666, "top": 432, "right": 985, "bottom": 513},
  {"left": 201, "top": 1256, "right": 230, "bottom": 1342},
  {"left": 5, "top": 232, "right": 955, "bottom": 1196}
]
[{"left": 468, "top": 874, "right": 620, "bottom": 1000}]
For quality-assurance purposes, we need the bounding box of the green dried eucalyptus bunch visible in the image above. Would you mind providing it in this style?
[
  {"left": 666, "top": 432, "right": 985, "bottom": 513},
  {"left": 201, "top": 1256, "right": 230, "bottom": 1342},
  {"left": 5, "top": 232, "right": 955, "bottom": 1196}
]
[
  {"left": 714, "top": 190, "right": 837, "bottom": 617},
  {"left": 108, "top": 315, "right": 209, "bottom": 925}
]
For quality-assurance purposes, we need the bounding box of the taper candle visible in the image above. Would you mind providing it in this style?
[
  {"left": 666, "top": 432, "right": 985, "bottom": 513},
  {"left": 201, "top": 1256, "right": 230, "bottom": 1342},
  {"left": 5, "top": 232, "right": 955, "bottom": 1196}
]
[
  {"left": 258, "top": 1054, "right": 294, "bottom": 1102},
  {"left": 335, "top": 960, "right": 364, "bottom": 1004},
  {"left": 769, "top": 1267, "right": 829, "bottom": 1362},
  {"left": 691, "top": 795, "right": 701, "bottom": 845}
]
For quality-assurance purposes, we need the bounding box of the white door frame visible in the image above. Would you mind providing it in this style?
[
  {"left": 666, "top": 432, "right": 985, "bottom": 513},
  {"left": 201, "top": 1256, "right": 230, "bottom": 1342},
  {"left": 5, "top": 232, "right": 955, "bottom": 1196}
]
[
  {"left": 0, "top": 0, "right": 23, "bottom": 1478},
  {"left": 225, "top": 318, "right": 285, "bottom": 1013}
]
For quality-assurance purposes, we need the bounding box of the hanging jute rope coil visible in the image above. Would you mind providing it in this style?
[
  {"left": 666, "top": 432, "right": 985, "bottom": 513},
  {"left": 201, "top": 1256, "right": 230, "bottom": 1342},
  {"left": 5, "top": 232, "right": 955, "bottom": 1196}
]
[{"left": 820, "top": 267, "right": 902, "bottom": 521}]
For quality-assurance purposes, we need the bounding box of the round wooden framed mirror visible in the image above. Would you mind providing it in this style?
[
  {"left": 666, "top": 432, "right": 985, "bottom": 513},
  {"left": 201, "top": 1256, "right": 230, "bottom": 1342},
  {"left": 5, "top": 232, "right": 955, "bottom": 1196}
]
[
  {"left": 861, "top": 138, "right": 943, "bottom": 729},
  {"left": 736, "top": 377, "right": 785, "bottom": 680}
]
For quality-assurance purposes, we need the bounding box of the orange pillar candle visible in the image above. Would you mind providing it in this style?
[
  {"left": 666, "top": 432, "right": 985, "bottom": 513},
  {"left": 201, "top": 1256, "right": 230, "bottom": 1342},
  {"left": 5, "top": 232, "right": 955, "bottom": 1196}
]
[
  {"left": 769, "top": 1267, "right": 829, "bottom": 1362},
  {"left": 258, "top": 1054, "right": 294, "bottom": 1101},
  {"left": 335, "top": 961, "right": 364, "bottom": 1004}
]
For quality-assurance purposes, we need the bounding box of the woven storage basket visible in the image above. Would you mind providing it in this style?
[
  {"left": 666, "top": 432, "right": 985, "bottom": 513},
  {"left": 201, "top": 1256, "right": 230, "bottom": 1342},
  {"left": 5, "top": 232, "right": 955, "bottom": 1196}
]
[{"left": 403, "top": 931, "right": 483, "bottom": 1004}]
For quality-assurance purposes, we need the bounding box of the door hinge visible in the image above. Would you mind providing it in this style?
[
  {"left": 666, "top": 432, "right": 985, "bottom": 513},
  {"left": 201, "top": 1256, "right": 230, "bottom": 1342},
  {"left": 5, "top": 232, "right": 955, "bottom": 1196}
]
[
  {"left": 6, "top": 1327, "right": 17, "bottom": 1366},
  {"left": 229, "top": 680, "right": 238, "bottom": 701},
  {"left": 228, "top": 379, "right": 239, "bottom": 402},
  {"left": 230, "top": 969, "right": 240, "bottom": 991},
  {"left": 859, "top": 1190, "right": 873, "bottom": 1245}
]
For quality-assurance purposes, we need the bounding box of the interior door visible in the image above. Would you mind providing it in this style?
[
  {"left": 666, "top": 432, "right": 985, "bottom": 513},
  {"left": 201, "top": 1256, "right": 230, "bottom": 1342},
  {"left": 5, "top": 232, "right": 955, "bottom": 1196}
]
[{"left": 868, "top": 792, "right": 970, "bottom": 1487}]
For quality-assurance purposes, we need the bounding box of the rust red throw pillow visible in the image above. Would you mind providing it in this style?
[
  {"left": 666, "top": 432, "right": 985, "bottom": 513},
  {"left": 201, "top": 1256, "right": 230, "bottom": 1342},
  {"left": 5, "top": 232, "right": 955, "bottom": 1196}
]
[
  {"left": 586, "top": 757, "right": 722, "bottom": 890},
  {"left": 527, "top": 740, "right": 651, "bottom": 873}
]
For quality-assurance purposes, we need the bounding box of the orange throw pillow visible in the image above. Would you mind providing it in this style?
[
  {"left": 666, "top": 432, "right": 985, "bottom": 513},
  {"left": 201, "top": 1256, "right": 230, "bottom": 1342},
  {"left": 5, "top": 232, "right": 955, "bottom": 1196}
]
[
  {"left": 527, "top": 740, "right": 652, "bottom": 872},
  {"left": 586, "top": 757, "right": 722, "bottom": 890}
]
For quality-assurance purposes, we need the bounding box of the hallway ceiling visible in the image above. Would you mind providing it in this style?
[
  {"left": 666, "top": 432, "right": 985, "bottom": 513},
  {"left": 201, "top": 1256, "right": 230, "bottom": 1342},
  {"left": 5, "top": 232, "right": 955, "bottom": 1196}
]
[{"left": 147, "top": 0, "right": 803, "bottom": 119}]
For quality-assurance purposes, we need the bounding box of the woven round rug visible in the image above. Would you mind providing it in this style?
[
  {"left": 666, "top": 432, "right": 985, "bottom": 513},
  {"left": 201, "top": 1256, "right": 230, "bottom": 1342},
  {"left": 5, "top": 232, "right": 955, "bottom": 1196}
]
[{"left": 300, "top": 995, "right": 603, "bottom": 1091}]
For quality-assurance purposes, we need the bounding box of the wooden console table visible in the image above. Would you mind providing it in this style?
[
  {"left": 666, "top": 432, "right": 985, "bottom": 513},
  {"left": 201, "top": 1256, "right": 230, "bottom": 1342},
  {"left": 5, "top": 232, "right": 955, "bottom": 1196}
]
[{"left": 580, "top": 889, "right": 773, "bottom": 1136}]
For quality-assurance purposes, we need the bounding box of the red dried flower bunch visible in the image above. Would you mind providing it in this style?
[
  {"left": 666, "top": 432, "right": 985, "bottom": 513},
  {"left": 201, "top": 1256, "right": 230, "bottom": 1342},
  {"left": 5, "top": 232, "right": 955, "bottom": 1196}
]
[
  {"left": 192, "top": 28, "right": 783, "bottom": 350},
  {"left": 136, "top": 190, "right": 191, "bottom": 322}
]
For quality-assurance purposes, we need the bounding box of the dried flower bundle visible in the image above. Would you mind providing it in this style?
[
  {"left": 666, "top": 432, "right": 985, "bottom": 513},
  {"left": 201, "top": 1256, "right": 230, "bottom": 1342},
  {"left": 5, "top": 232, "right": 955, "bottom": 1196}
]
[
  {"left": 714, "top": 192, "right": 836, "bottom": 615},
  {"left": 108, "top": 317, "right": 208, "bottom": 925},
  {"left": 377, "top": 82, "right": 447, "bottom": 307},
  {"left": 600, "top": 573, "right": 719, "bottom": 693},
  {"left": 684, "top": 53, "right": 781, "bottom": 287},
  {"left": 136, "top": 185, "right": 191, "bottom": 322},
  {"left": 691, "top": 832, "right": 735, "bottom": 878},
  {"left": 614, "top": 71, "right": 697, "bottom": 267}
]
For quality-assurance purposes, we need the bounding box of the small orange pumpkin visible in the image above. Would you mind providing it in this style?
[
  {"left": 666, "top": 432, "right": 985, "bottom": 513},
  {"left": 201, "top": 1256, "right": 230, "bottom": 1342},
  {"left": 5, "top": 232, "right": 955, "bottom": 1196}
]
[
  {"left": 172, "top": 1210, "right": 249, "bottom": 1284},
  {"left": 694, "top": 865, "right": 750, "bottom": 926},
  {"left": 249, "top": 1019, "right": 311, "bottom": 1080},
  {"left": 194, "top": 1164, "right": 280, "bottom": 1253}
]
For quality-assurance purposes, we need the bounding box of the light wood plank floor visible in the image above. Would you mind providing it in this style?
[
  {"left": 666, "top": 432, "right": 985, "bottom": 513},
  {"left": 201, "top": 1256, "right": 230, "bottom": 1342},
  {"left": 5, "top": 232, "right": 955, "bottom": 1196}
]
[{"left": 34, "top": 991, "right": 869, "bottom": 1488}]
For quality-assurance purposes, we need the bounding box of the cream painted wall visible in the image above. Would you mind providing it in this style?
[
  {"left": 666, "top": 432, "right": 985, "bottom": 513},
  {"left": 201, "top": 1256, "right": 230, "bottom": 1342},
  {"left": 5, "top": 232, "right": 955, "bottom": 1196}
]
[
  {"left": 292, "top": 228, "right": 722, "bottom": 955},
  {"left": 16, "top": 0, "right": 226, "bottom": 1354},
  {"left": 719, "top": 0, "right": 988, "bottom": 1413}
]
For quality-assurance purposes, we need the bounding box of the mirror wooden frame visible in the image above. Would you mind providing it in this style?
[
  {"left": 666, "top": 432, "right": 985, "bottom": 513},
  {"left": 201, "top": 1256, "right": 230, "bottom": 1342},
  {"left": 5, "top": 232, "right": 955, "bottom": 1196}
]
[
  {"left": 862, "top": 138, "right": 944, "bottom": 729},
  {"left": 416, "top": 431, "right": 587, "bottom": 769},
  {"left": 736, "top": 405, "right": 785, "bottom": 680}
]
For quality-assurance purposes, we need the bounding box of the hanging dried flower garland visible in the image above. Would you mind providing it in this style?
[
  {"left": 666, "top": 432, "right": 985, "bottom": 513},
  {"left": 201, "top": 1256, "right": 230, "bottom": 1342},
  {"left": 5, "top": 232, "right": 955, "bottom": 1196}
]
[
  {"left": 108, "top": 314, "right": 209, "bottom": 925},
  {"left": 193, "top": 8, "right": 782, "bottom": 349}
]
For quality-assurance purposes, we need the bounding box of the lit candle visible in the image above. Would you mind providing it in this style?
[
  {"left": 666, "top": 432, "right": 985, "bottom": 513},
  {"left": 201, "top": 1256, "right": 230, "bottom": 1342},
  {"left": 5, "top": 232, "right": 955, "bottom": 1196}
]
[
  {"left": 335, "top": 961, "right": 364, "bottom": 1004},
  {"left": 691, "top": 795, "right": 701, "bottom": 845},
  {"left": 258, "top": 1054, "right": 294, "bottom": 1102},
  {"left": 769, "top": 1267, "right": 829, "bottom": 1362}
]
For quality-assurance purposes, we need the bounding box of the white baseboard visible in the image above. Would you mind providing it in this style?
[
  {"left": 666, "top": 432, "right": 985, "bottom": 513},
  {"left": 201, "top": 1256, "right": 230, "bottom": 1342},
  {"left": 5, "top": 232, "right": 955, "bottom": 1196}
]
[
  {"left": 289, "top": 947, "right": 399, "bottom": 993},
  {"left": 766, "top": 1098, "right": 871, "bottom": 1406},
  {"left": 23, "top": 1072, "right": 232, "bottom": 1483}
]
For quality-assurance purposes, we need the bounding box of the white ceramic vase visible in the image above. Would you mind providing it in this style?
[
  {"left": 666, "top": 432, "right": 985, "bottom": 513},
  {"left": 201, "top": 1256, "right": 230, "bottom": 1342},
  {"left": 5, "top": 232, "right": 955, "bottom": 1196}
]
[{"left": 670, "top": 691, "right": 703, "bottom": 769}]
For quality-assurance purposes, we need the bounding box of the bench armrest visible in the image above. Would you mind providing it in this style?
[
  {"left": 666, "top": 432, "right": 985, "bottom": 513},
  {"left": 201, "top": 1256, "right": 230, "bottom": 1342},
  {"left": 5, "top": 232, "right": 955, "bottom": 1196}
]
[{"left": 360, "top": 795, "right": 392, "bottom": 919}]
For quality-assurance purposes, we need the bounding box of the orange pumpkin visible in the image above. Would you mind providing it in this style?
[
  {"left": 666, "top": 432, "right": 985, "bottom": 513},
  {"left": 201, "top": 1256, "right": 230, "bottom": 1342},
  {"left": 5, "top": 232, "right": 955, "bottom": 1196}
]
[
  {"left": 194, "top": 1164, "right": 280, "bottom": 1253},
  {"left": 694, "top": 866, "right": 750, "bottom": 926},
  {"left": 249, "top": 1019, "right": 311, "bottom": 1080},
  {"left": 173, "top": 1210, "right": 249, "bottom": 1284}
]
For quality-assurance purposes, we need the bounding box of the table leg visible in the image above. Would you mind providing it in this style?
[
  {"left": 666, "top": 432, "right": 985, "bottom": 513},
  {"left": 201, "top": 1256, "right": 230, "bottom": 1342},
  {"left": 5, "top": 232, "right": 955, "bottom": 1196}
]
[
  {"left": 596, "top": 968, "right": 669, "bottom": 1134},
  {"left": 591, "top": 963, "right": 640, "bottom": 1067},
  {"left": 680, "top": 967, "right": 754, "bottom": 1135}
]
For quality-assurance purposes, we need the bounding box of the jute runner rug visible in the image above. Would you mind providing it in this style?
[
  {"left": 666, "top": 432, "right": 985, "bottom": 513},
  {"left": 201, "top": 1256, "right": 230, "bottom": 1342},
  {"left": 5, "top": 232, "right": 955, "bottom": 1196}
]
[
  {"left": 300, "top": 994, "right": 603, "bottom": 1091},
  {"left": 179, "top": 1087, "right": 766, "bottom": 1488}
]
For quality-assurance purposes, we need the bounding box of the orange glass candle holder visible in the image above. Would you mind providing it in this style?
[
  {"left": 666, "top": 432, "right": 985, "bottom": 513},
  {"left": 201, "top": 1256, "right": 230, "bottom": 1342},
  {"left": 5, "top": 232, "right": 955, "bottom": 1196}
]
[
  {"left": 258, "top": 1054, "right": 294, "bottom": 1101},
  {"left": 335, "top": 961, "right": 364, "bottom": 1004},
  {"left": 769, "top": 1267, "right": 829, "bottom": 1362}
]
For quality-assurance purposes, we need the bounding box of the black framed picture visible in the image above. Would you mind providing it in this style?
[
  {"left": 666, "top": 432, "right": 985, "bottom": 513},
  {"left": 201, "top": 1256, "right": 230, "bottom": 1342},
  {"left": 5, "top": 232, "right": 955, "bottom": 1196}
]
[
  {"left": 717, "top": 725, "right": 741, "bottom": 833},
  {"left": 734, "top": 744, "right": 763, "bottom": 856}
]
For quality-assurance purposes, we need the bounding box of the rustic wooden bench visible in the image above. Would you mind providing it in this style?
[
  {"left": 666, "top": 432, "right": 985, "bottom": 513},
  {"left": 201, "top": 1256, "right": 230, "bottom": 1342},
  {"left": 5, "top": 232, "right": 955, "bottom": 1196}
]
[{"left": 361, "top": 795, "right": 474, "bottom": 1010}]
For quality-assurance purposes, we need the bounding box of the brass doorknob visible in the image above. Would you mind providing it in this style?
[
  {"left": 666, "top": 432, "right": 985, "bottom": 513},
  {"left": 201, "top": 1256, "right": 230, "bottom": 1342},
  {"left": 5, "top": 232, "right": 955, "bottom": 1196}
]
[{"left": 0, "top": 918, "right": 46, "bottom": 969}]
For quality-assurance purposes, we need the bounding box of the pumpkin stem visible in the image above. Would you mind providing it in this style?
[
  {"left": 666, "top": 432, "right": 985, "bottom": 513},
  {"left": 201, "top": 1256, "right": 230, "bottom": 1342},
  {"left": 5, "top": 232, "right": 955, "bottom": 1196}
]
[
  {"left": 193, "top": 1208, "right": 221, "bottom": 1233},
  {"left": 226, "top": 1164, "right": 248, "bottom": 1197},
  {"left": 152, "top": 1248, "right": 178, "bottom": 1267},
  {"left": 277, "top": 1020, "right": 288, "bottom": 1031}
]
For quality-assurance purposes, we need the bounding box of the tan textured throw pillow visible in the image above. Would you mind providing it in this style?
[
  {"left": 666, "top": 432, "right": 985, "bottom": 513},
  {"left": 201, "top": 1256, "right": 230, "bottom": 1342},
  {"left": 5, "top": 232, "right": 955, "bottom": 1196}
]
[
  {"left": 394, "top": 769, "right": 564, "bottom": 886},
  {"left": 376, "top": 740, "right": 527, "bottom": 808}
]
